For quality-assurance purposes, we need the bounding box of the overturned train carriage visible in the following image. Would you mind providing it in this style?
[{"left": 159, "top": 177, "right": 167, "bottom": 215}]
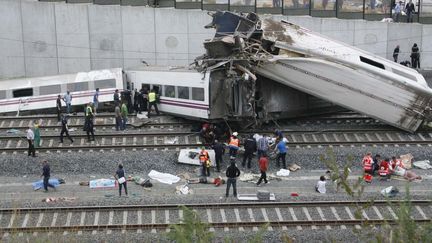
[{"left": 197, "top": 11, "right": 432, "bottom": 132}]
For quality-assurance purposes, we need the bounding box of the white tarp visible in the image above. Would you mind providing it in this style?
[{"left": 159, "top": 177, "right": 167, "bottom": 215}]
[
  {"left": 148, "top": 170, "right": 181, "bottom": 185},
  {"left": 178, "top": 149, "right": 216, "bottom": 167},
  {"left": 276, "top": 169, "right": 291, "bottom": 177},
  {"left": 413, "top": 160, "right": 432, "bottom": 170}
]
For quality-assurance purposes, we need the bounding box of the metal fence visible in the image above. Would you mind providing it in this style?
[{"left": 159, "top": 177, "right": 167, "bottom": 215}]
[{"left": 40, "top": 0, "right": 432, "bottom": 23}]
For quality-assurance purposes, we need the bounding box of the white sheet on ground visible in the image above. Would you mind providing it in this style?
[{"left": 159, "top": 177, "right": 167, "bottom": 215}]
[
  {"left": 413, "top": 160, "right": 432, "bottom": 170},
  {"left": 178, "top": 149, "right": 216, "bottom": 167},
  {"left": 148, "top": 170, "right": 181, "bottom": 184},
  {"left": 276, "top": 169, "right": 290, "bottom": 177}
]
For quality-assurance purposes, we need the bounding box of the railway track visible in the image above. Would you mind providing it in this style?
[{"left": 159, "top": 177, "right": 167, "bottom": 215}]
[
  {"left": 0, "top": 201, "right": 430, "bottom": 236},
  {"left": 0, "top": 115, "right": 195, "bottom": 132},
  {"left": 1, "top": 129, "right": 432, "bottom": 153}
]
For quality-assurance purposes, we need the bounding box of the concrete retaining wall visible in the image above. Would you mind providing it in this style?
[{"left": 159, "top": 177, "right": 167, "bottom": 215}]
[{"left": 0, "top": 0, "right": 430, "bottom": 79}]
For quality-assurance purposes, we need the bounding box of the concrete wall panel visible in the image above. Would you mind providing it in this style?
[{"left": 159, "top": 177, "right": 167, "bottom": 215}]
[
  {"left": 121, "top": 6, "right": 156, "bottom": 69},
  {"left": 421, "top": 25, "right": 432, "bottom": 70},
  {"left": 187, "top": 10, "right": 214, "bottom": 63},
  {"left": 155, "top": 9, "right": 189, "bottom": 66},
  {"left": 387, "top": 23, "right": 422, "bottom": 63},
  {"left": 354, "top": 20, "right": 388, "bottom": 58},
  {"left": 286, "top": 16, "right": 322, "bottom": 33},
  {"left": 21, "top": 1, "right": 58, "bottom": 77},
  {"left": 55, "top": 4, "right": 91, "bottom": 74},
  {"left": 0, "top": 0, "right": 25, "bottom": 79},
  {"left": 321, "top": 18, "right": 355, "bottom": 45},
  {"left": 88, "top": 5, "right": 123, "bottom": 69}
]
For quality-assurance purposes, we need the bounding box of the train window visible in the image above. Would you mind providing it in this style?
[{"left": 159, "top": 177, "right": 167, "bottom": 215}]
[
  {"left": 0, "top": 90, "right": 5, "bottom": 99},
  {"left": 13, "top": 88, "right": 33, "bottom": 98},
  {"left": 67, "top": 82, "right": 89, "bottom": 92},
  {"left": 94, "top": 79, "right": 116, "bottom": 89},
  {"left": 178, "top": 86, "right": 190, "bottom": 99},
  {"left": 164, "top": 85, "right": 175, "bottom": 98},
  {"left": 39, "top": 84, "right": 61, "bottom": 96},
  {"left": 192, "top": 87, "right": 204, "bottom": 101},
  {"left": 360, "top": 56, "right": 385, "bottom": 70},
  {"left": 152, "top": 85, "right": 161, "bottom": 95}
]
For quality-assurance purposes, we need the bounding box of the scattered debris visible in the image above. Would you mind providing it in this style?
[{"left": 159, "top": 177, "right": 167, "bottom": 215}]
[
  {"left": 290, "top": 192, "right": 299, "bottom": 197},
  {"left": 381, "top": 186, "right": 399, "bottom": 197},
  {"left": 413, "top": 160, "right": 432, "bottom": 170},
  {"left": 165, "top": 137, "right": 178, "bottom": 144},
  {"left": 178, "top": 149, "right": 216, "bottom": 167},
  {"left": 148, "top": 170, "right": 180, "bottom": 185},
  {"left": 42, "top": 197, "right": 77, "bottom": 203},
  {"left": 288, "top": 163, "right": 301, "bottom": 171},
  {"left": 132, "top": 176, "right": 153, "bottom": 187},
  {"left": 238, "top": 191, "right": 276, "bottom": 201},
  {"left": 130, "top": 119, "right": 151, "bottom": 128},
  {"left": 276, "top": 169, "right": 290, "bottom": 177},
  {"left": 89, "top": 179, "right": 116, "bottom": 189},
  {"left": 239, "top": 172, "right": 261, "bottom": 183},
  {"left": 6, "top": 129, "right": 20, "bottom": 134},
  {"left": 136, "top": 113, "right": 148, "bottom": 119},
  {"left": 176, "top": 184, "right": 193, "bottom": 195},
  {"left": 400, "top": 154, "right": 413, "bottom": 169}
]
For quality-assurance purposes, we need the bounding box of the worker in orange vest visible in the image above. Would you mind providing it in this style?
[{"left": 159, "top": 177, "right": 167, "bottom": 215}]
[
  {"left": 199, "top": 147, "right": 210, "bottom": 176},
  {"left": 228, "top": 132, "right": 240, "bottom": 157},
  {"left": 362, "top": 152, "right": 373, "bottom": 175}
]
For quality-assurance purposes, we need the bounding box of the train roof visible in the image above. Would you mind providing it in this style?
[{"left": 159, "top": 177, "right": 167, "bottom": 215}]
[
  {"left": 127, "top": 65, "right": 200, "bottom": 73},
  {"left": 0, "top": 68, "right": 122, "bottom": 90}
]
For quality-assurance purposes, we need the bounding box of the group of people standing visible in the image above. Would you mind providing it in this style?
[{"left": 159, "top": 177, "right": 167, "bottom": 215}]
[
  {"left": 393, "top": 0, "right": 416, "bottom": 23},
  {"left": 392, "top": 43, "right": 421, "bottom": 69},
  {"left": 198, "top": 129, "right": 289, "bottom": 197}
]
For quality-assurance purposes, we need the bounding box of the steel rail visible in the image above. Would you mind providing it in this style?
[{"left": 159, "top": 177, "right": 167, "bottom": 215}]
[
  {"left": 0, "top": 200, "right": 429, "bottom": 213},
  {"left": 1, "top": 219, "right": 431, "bottom": 233}
]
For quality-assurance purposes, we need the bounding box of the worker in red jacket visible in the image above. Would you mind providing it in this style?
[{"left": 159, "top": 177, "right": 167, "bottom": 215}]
[
  {"left": 257, "top": 154, "right": 269, "bottom": 186},
  {"left": 362, "top": 152, "right": 373, "bottom": 174},
  {"left": 378, "top": 158, "right": 392, "bottom": 180}
]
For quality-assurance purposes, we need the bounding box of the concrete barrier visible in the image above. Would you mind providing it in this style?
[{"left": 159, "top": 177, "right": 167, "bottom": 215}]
[{"left": 0, "top": 0, "right": 431, "bottom": 79}]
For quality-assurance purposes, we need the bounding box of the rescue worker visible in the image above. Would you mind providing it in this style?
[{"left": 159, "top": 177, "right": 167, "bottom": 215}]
[
  {"left": 212, "top": 139, "right": 225, "bottom": 172},
  {"left": 242, "top": 134, "right": 257, "bottom": 169},
  {"left": 228, "top": 132, "right": 240, "bottom": 157},
  {"left": 362, "top": 152, "right": 373, "bottom": 175},
  {"left": 59, "top": 115, "right": 73, "bottom": 144},
  {"left": 199, "top": 147, "right": 210, "bottom": 176},
  {"left": 147, "top": 88, "right": 160, "bottom": 118},
  {"left": 85, "top": 103, "right": 95, "bottom": 142},
  {"left": 378, "top": 158, "right": 392, "bottom": 180}
]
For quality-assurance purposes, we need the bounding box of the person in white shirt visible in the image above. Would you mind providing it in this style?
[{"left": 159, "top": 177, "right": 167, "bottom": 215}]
[
  {"left": 27, "top": 126, "right": 36, "bottom": 157},
  {"left": 315, "top": 176, "right": 326, "bottom": 194}
]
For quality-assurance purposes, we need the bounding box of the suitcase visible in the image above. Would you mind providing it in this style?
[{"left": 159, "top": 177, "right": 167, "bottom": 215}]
[{"left": 257, "top": 190, "right": 270, "bottom": 200}]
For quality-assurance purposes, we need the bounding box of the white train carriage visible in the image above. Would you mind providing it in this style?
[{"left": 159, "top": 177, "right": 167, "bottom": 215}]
[
  {"left": 256, "top": 18, "right": 432, "bottom": 133},
  {"left": 0, "top": 68, "right": 124, "bottom": 114},
  {"left": 126, "top": 66, "right": 210, "bottom": 119}
]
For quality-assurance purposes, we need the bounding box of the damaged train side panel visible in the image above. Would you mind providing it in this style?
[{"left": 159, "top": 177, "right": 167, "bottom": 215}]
[{"left": 196, "top": 11, "right": 432, "bottom": 132}]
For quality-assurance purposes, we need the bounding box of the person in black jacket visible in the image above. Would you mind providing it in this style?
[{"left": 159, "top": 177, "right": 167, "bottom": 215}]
[
  {"left": 405, "top": 0, "right": 415, "bottom": 23},
  {"left": 225, "top": 159, "right": 241, "bottom": 197},
  {"left": 393, "top": 45, "right": 400, "bottom": 62},
  {"left": 56, "top": 95, "right": 62, "bottom": 122},
  {"left": 59, "top": 115, "right": 73, "bottom": 144},
  {"left": 411, "top": 43, "right": 420, "bottom": 69},
  {"left": 212, "top": 139, "right": 225, "bottom": 172},
  {"left": 41, "top": 160, "right": 56, "bottom": 192},
  {"left": 242, "top": 135, "right": 257, "bottom": 169}
]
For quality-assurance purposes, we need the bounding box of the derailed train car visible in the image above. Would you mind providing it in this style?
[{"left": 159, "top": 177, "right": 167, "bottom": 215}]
[{"left": 196, "top": 11, "right": 432, "bottom": 132}]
